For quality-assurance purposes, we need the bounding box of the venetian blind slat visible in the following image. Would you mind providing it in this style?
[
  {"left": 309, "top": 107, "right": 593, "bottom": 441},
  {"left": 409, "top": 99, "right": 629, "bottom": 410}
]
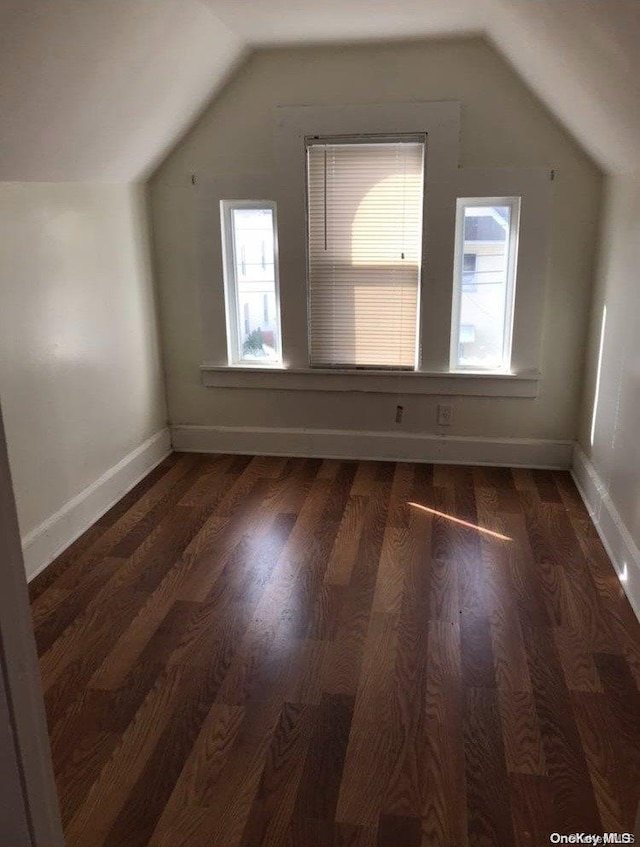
[{"left": 307, "top": 139, "right": 424, "bottom": 369}]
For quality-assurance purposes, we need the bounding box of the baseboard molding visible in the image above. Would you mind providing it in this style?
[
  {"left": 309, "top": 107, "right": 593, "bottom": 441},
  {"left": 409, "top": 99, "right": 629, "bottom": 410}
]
[
  {"left": 571, "top": 445, "right": 640, "bottom": 622},
  {"left": 22, "top": 428, "right": 171, "bottom": 582},
  {"left": 171, "top": 424, "right": 573, "bottom": 470}
]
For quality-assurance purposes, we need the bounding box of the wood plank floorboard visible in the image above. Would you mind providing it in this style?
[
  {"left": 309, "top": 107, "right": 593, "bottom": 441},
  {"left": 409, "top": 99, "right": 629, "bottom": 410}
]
[{"left": 29, "top": 454, "right": 640, "bottom": 846}]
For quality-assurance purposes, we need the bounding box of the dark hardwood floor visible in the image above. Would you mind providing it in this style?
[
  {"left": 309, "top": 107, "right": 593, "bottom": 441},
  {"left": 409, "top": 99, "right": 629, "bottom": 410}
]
[{"left": 29, "top": 453, "right": 640, "bottom": 847}]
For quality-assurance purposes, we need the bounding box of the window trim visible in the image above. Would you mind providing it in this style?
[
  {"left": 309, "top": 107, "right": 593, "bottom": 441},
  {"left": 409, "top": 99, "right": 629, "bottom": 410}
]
[
  {"left": 450, "top": 196, "right": 522, "bottom": 373},
  {"left": 197, "top": 110, "right": 552, "bottom": 399},
  {"left": 220, "top": 199, "right": 283, "bottom": 367},
  {"left": 200, "top": 363, "right": 540, "bottom": 397},
  {"left": 274, "top": 101, "right": 461, "bottom": 373}
]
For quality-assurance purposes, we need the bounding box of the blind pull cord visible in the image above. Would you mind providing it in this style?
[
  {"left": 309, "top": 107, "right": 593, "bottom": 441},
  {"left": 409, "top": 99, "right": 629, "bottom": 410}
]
[{"left": 323, "top": 147, "right": 328, "bottom": 252}]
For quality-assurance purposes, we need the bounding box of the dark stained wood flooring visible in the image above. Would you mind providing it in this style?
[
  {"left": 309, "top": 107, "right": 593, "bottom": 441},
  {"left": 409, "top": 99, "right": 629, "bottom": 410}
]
[{"left": 29, "top": 453, "right": 640, "bottom": 847}]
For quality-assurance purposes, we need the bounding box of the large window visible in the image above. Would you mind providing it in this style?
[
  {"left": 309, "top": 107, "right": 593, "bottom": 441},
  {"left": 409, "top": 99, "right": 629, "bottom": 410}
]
[
  {"left": 450, "top": 197, "right": 521, "bottom": 372},
  {"left": 306, "top": 136, "right": 425, "bottom": 369},
  {"left": 220, "top": 200, "right": 282, "bottom": 365},
  {"left": 203, "top": 104, "right": 550, "bottom": 399}
]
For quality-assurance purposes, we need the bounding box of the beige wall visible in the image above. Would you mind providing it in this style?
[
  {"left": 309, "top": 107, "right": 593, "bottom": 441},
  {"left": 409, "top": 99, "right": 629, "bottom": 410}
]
[
  {"left": 151, "top": 38, "right": 601, "bottom": 442},
  {"left": 0, "top": 182, "right": 167, "bottom": 540},
  {"left": 576, "top": 172, "right": 640, "bottom": 611}
]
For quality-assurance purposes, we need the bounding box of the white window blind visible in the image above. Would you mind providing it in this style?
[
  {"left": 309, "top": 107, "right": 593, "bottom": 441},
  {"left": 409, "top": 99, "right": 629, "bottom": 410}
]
[{"left": 306, "top": 137, "right": 425, "bottom": 369}]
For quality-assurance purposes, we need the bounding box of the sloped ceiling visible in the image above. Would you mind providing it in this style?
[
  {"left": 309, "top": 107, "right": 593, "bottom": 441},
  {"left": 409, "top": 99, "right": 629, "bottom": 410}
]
[
  {"left": 0, "top": 0, "right": 246, "bottom": 181},
  {"left": 489, "top": 1, "right": 640, "bottom": 175},
  {"left": 1, "top": 0, "right": 638, "bottom": 181}
]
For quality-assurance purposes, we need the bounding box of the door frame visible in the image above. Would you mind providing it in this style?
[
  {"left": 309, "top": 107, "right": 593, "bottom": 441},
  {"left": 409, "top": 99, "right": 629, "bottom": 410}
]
[{"left": 0, "top": 401, "right": 63, "bottom": 846}]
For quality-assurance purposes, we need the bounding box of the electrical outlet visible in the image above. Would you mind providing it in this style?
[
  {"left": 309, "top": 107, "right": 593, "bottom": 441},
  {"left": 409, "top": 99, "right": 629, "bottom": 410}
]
[{"left": 437, "top": 403, "right": 453, "bottom": 426}]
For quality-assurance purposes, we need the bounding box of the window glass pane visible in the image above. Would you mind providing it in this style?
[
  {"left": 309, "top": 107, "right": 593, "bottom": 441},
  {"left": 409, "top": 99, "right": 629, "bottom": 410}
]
[
  {"left": 222, "top": 204, "right": 281, "bottom": 364},
  {"left": 452, "top": 201, "right": 518, "bottom": 371}
]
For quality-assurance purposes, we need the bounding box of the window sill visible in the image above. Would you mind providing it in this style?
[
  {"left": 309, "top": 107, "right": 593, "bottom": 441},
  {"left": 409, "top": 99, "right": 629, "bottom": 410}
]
[{"left": 200, "top": 364, "right": 540, "bottom": 398}]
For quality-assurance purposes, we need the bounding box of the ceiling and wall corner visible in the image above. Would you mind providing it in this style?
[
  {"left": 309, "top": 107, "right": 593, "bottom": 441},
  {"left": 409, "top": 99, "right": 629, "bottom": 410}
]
[
  {"left": 487, "top": 1, "right": 640, "bottom": 175},
  {"left": 0, "top": 0, "right": 246, "bottom": 182},
  {"left": 197, "top": 0, "right": 640, "bottom": 176},
  {"left": 0, "top": 1, "right": 639, "bottom": 182}
]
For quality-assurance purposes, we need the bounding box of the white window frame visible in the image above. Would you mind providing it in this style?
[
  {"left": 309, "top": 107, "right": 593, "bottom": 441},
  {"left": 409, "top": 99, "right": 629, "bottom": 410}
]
[
  {"left": 450, "top": 196, "right": 521, "bottom": 373},
  {"left": 220, "top": 199, "right": 283, "bottom": 367},
  {"left": 304, "top": 133, "right": 426, "bottom": 371}
]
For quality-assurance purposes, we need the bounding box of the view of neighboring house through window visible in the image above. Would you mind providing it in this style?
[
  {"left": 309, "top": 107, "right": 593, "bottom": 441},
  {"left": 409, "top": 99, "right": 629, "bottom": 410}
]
[
  {"left": 220, "top": 200, "right": 281, "bottom": 364},
  {"left": 306, "top": 136, "right": 425, "bottom": 369},
  {"left": 451, "top": 197, "right": 521, "bottom": 371},
  {"left": 462, "top": 252, "right": 477, "bottom": 291}
]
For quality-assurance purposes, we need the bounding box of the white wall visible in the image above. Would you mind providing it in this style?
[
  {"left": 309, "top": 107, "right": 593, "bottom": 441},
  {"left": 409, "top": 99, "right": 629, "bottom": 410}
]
[
  {"left": 150, "top": 38, "right": 601, "bottom": 457},
  {"left": 0, "top": 183, "right": 168, "bottom": 576},
  {"left": 574, "top": 172, "right": 640, "bottom": 617}
]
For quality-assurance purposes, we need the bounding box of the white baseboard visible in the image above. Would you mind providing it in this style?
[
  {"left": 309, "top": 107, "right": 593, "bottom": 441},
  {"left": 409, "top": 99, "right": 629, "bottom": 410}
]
[
  {"left": 171, "top": 424, "right": 573, "bottom": 470},
  {"left": 23, "top": 428, "right": 172, "bottom": 582},
  {"left": 571, "top": 445, "right": 640, "bottom": 622}
]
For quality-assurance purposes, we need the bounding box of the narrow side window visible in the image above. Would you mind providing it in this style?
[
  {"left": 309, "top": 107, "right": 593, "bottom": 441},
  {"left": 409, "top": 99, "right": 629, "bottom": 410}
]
[
  {"left": 450, "top": 197, "right": 521, "bottom": 372},
  {"left": 220, "top": 200, "right": 282, "bottom": 365}
]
